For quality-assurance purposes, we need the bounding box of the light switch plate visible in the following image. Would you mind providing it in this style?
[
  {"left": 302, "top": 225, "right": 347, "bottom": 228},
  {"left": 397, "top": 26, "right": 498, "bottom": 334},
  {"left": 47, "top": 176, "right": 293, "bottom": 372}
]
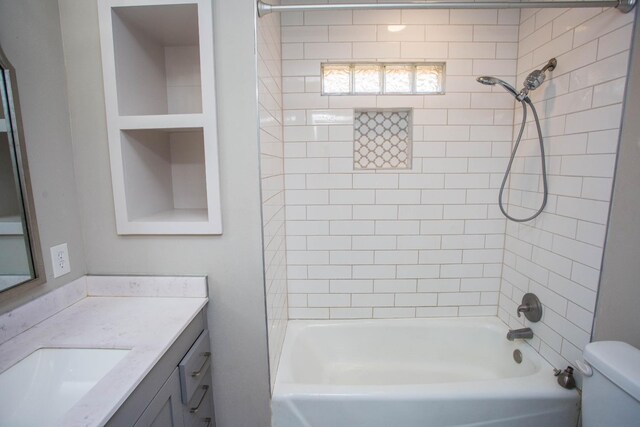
[{"left": 50, "top": 243, "right": 71, "bottom": 278}]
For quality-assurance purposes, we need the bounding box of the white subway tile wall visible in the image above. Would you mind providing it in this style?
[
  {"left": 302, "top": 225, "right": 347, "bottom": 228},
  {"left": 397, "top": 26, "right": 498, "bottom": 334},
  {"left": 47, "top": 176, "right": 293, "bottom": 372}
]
[
  {"left": 257, "top": 8, "right": 288, "bottom": 389},
  {"left": 281, "top": 7, "right": 519, "bottom": 321},
  {"left": 272, "top": 3, "right": 635, "bottom": 373},
  {"left": 499, "top": 7, "right": 633, "bottom": 369}
]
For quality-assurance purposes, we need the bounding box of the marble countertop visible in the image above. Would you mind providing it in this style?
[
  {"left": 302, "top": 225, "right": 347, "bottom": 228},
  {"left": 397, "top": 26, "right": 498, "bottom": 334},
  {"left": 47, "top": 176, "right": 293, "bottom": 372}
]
[{"left": 0, "top": 276, "right": 208, "bottom": 427}]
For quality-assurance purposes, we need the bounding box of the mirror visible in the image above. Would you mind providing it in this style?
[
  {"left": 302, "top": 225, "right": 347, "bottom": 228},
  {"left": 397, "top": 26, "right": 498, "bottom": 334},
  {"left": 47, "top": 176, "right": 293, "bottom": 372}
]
[{"left": 0, "top": 45, "right": 43, "bottom": 292}]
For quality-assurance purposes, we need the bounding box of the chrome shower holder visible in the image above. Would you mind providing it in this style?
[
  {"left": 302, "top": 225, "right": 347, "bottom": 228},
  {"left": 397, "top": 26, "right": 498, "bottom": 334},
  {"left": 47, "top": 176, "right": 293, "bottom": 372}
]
[
  {"left": 619, "top": 0, "right": 637, "bottom": 13},
  {"left": 518, "top": 58, "right": 557, "bottom": 100}
]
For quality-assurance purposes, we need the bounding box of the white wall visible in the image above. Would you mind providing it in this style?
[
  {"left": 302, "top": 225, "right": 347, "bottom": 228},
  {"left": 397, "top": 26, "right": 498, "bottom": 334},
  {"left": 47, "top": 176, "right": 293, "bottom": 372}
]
[
  {"left": 499, "top": 7, "right": 634, "bottom": 370},
  {"left": 58, "top": 0, "right": 272, "bottom": 426},
  {"left": 257, "top": 1, "right": 289, "bottom": 389},
  {"left": 0, "top": 0, "right": 87, "bottom": 313},
  {"left": 281, "top": 7, "right": 521, "bottom": 319},
  {"left": 592, "top": 5, "right": 640, "bottom": 349}
]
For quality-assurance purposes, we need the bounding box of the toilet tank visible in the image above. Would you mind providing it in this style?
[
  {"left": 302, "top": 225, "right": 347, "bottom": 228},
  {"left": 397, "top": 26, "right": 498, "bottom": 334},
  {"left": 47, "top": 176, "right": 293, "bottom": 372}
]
[{"left": 582, "top": 341, "right": 640, "bottom": 427}]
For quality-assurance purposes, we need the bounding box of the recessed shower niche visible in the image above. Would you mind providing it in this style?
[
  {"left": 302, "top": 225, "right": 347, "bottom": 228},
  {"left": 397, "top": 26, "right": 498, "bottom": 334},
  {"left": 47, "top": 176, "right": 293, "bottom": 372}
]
[
  {"left": 99, "top": 0, "right": 221, "bottom": 234},
  {"left": 353, "top": 110, "right": 412, "bottom": 170}
]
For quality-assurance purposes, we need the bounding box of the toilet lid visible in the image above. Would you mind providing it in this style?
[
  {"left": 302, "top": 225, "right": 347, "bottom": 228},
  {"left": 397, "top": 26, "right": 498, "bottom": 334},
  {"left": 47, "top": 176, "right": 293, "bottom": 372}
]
[{"left": 584, "top": 341, "right": 640, "bottom": 402}]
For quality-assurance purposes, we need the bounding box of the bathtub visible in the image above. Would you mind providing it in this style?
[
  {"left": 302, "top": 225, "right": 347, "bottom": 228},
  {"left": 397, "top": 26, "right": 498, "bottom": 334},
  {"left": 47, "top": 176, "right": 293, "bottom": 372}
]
[{"left": 272, "top": 317, "right": 579, "bottom": 427}]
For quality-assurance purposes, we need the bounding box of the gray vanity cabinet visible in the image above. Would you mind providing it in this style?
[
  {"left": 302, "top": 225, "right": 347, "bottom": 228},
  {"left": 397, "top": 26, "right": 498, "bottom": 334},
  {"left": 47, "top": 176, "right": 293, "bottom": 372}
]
[
  {"left": 106, "top": 309, "right": 215, "bottom": 427},
  {"left": 179, "top": 329, "right": 214, "bottom": 427},
  {"left": 182, "top": 367, "right": 214, "bottom": 427},
  {"left": 134, "top": 368, "right": 184, "bottom": 427}
]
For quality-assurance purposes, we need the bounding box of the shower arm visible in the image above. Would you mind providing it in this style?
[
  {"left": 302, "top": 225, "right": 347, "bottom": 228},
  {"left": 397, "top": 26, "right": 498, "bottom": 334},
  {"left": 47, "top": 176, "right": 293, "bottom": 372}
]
[
  {"left": 257, "top": 0, "right": 636, "bottom": 17},
  {"left": 540, "top": 58, "right": 558, "bottom": 74}
]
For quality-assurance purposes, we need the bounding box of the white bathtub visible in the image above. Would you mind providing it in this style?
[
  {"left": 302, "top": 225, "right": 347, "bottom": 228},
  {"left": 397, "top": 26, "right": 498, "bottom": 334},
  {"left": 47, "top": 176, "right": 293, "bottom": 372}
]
[{"left": 272, "top": 317, "right": 579, "bottom": 427}]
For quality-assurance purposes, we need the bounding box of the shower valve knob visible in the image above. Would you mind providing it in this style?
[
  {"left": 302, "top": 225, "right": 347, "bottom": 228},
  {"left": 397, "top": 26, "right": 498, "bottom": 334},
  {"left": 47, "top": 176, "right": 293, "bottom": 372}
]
[{"left": 516, "top": 293, "right": 542, "bottom": 322}]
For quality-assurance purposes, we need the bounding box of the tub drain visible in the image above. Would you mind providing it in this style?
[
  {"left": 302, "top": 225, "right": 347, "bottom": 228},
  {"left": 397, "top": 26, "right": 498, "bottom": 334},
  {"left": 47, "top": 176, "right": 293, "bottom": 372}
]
[{"left": 513, "top": 349, "right": 523, "bottom": 364}]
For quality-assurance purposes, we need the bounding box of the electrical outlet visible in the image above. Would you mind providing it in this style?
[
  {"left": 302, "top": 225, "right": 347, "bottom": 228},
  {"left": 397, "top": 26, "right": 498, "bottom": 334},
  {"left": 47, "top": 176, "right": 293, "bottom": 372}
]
[{"left": 50, "top": 243, "right": 71, "bottom": 278}]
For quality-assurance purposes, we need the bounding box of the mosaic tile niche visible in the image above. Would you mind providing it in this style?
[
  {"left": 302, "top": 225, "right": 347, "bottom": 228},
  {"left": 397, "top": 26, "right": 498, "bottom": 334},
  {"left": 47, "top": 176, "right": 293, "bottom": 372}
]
[{"left": 353, "top": 110, "right": 412, "bottom": 170}]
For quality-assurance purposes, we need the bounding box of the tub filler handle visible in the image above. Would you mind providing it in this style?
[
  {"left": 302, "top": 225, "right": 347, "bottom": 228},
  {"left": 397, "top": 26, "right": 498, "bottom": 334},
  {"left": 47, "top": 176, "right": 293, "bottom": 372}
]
[{"left": 517, "top": 293, "right": 543, "bottom": 322}]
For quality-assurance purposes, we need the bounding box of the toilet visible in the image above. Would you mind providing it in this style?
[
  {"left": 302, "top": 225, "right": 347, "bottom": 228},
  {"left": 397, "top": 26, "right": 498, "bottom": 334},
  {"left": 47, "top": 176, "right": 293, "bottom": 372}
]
[{"left": 581, "top": 341, "right": 640, "bottom": 426}]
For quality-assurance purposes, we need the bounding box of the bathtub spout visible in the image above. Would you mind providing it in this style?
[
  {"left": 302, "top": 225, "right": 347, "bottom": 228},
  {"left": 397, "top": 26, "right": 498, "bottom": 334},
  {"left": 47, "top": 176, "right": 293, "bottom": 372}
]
[{"left": 507, "top": 328, "right": 534, "bottom": 341}]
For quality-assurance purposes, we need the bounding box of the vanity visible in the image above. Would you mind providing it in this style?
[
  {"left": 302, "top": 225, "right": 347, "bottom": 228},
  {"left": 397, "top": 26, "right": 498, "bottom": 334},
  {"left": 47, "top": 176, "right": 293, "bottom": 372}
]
[{"left": 0, "top": 275, "right": 215, "bottom": 427}]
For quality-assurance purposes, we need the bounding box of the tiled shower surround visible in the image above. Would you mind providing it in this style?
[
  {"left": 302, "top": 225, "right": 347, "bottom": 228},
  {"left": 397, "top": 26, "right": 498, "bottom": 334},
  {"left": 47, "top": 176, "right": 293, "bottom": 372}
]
[
  {"left": 256, "top": 3, "right": 634, "bottom": 375},
  {"left": 257, "top": 6, "right": 288, "bottom": 388},
  {"left": 499, "top": 7, "right": 634, "bottom": 368},
  {"left": 282, "top": 8, "right": 523, "bottom": 319}
]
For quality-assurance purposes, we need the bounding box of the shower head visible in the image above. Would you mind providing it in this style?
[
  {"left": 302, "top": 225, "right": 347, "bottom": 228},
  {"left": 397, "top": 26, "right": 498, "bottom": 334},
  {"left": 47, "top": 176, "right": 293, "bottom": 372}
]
[
  {"left": 476, "top": 58, "right": 557, "bottom": 101},
  {"left": 476, "top": 76, "right": 498, "bottom": 85},
  {"left": 523, "top": 70, "right": 547, "bottom": 91},
  {"left": 521, "top": 58, "right": 557, "bottom": 96},
  {"left": 476, "top": 76, "right": 519, "bottom": 97}
]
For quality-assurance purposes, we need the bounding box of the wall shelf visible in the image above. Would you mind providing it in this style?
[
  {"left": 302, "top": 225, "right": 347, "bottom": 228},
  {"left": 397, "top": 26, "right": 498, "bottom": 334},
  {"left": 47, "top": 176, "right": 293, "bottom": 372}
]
[
  {"left": 111, "top": 2, "right": 202, "bottom": 116},
  {"left": 118, "top": 113, "right": 204, "bottom": 130},
  {"left": 99, "top": 0, "right": 221, "bottom": 235}
]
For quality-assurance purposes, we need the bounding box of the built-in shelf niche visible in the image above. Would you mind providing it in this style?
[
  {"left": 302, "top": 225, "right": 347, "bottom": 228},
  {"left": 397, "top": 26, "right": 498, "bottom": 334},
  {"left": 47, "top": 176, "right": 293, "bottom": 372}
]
[
  {"left": 122, "top": 128, "right": 206, "bottom": 223},
  {"left": 112, "top": 3, "right": 202, "bottom": 116},
  {"left": 99, "top": 0, "right": 221, "bottom": 235}
]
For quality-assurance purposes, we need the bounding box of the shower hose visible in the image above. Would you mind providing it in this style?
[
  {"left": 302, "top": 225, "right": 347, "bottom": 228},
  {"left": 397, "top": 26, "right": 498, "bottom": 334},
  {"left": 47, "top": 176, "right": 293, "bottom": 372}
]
[{"left": 498, "top": 97, "right": 548, "bottom": 222}]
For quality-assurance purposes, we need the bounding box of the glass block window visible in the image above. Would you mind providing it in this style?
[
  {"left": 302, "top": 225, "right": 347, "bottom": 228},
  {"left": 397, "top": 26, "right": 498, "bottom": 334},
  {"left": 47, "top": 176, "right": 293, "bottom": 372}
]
[
  {"left": 384, "top": 65, "right": 413, "bottom": 94},
  {"left": 416, "top": 65, "right": 445, "bottom": 94},
  {"left": 354, "top": 64, "right": 381, "bottom": 94},
  {"left": 321, "top": 63, "right": 445, "bottom": 95},
  {"left": 321, "top": 64, "right": 351, "bottom": 94},
  {"left": 354, "top": 110, "right": 412, "bottom": 170}
]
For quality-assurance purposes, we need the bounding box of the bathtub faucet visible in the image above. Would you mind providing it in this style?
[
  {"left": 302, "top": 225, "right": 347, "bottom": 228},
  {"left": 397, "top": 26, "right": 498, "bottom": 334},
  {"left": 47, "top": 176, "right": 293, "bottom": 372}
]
[{"left": 507, "top": 328, "right": 534, "bottom": 341}]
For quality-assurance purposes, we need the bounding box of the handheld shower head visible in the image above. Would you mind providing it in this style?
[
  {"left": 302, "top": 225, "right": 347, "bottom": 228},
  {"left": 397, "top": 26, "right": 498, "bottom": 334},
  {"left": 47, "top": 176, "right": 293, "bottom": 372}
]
[
  {"left": 475, "top": 61, "right": 556, "bottom": 222},
  {"left": 476, "top": 76, "right": 498, "bottom": 85},
  {"left": 475, "top": 76, "right": 519, "bottom": 97}
]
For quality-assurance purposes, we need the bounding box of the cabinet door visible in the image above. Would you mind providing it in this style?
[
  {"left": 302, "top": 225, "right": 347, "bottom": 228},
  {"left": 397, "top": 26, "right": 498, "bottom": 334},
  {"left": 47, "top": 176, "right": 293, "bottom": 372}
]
[{"left": 134, "top": 368, "right": 185, "bottom": 427}]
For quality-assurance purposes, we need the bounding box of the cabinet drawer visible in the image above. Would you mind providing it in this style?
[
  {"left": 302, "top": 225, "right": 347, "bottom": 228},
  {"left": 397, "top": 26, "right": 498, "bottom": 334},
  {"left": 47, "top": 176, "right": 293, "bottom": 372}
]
[
  {"left": 184, "top": 367, "right": 214, "bottom": 427},
  {"left": 179, "top": 330, "right": 211, "bottom": 404}
]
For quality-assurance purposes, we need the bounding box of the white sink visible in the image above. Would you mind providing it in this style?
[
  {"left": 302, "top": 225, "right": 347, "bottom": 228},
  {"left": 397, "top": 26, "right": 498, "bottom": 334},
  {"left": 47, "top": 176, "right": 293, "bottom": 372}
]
[{"left": 0, "top": 348, "right": 129, "bottom": 426}]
